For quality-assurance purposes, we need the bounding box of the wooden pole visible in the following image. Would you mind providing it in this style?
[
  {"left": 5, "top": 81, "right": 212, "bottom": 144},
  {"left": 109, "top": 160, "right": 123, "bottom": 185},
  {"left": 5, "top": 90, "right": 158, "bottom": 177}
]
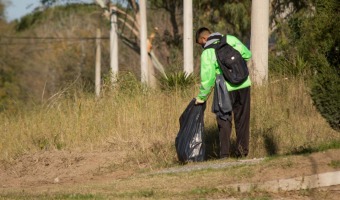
[{"left": 95, "top": 28, "right": 101, "bottom": 97}]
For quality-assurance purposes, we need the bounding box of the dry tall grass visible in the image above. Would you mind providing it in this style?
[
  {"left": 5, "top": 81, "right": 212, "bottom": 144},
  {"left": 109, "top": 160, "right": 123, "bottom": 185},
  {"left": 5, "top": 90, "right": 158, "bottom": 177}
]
[
  {"left": 249, "top": 77, "right": 339, "bottom": 156},
  {"left": 0, "top": 76, "right": 339, "bottom": 169}
]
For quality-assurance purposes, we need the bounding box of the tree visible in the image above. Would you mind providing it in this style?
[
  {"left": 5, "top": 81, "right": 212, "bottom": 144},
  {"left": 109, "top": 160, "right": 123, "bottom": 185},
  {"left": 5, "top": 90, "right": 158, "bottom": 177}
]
[
  {"left": 148, "top": 0, "right": 183, "bottom": 76},
  {"left": 296, "top": 0, "right": 340, "bottom": 130},
  {"left": 269, "top": 0, "right": 314, "bottom": 51},
  {"left": 269, "top": 0, "right": 340, "bottom": 130},
  {"left": 149, "top": 0, "right": 182, "bottom": 46},
  {"left": 193, "top": 0, "right": 252, "bottom": 42}
]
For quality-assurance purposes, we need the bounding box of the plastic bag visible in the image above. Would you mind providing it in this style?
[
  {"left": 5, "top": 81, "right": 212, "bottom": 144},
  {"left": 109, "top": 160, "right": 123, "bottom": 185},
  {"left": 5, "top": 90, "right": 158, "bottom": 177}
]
[
  {"left": 175, "top": 99, "right": 206, "bottom": 163},
  {"left": 212, "top": 74, "right": 232, "bottom": 121}
]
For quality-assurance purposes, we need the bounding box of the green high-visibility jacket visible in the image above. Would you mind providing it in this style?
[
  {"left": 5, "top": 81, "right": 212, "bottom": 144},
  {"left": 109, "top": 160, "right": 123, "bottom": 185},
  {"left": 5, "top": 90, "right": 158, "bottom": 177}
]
[{"left": 196, "top": 35, "right": 252, "bottom": 102}]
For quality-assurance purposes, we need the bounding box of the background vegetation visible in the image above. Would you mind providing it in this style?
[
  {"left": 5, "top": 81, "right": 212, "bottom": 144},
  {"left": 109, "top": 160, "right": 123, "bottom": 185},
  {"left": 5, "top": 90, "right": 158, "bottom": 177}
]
[{"left": 0, "top": 0, "right": 339, "bottom": 169}]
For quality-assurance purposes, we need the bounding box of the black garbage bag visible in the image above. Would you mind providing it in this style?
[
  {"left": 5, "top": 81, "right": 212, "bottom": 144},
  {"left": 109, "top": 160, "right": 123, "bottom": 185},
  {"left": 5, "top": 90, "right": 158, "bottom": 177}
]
[{"left": 175, "top": 99, "right": 206, "bottom": 163}]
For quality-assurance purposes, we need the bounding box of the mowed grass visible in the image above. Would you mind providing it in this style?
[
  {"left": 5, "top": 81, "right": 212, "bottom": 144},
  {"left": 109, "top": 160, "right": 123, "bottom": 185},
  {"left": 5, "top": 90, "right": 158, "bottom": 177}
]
[{"left": 0, "top": 75, "right": 339, "bottom": 167}]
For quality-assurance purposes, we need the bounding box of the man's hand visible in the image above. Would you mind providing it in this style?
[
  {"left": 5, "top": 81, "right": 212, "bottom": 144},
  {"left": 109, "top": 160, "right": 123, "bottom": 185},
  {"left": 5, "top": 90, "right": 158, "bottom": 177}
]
[{"left": 195, "top": 98, "right": 205, "bottom": 105}]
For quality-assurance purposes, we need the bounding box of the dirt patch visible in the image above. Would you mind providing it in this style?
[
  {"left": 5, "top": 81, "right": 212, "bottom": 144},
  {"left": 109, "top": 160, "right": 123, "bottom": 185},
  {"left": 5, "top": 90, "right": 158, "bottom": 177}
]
[
  {"left": 153, "top": 149, "right": 340, "bottom": 183},
  {"left": 0, "top": 148, "right": 339, "bottom": 197},
  {"left": 250, "top": 149, "right": 340, "bottom": 183},
  {"left": 0, "top": 150, "right": 133, "bottom": 188}
]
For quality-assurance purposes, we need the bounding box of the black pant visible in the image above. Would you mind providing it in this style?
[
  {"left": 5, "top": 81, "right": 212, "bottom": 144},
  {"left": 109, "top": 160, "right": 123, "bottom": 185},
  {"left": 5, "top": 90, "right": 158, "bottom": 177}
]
[{"left": 217, "top": 87, "right": 250, "bottom": 158}]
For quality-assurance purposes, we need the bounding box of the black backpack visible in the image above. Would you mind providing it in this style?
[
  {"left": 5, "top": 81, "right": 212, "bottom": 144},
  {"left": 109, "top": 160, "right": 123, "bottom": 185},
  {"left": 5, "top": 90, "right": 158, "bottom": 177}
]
[{"left": 205, "top": 35, "right": 249, "bottom": 85}]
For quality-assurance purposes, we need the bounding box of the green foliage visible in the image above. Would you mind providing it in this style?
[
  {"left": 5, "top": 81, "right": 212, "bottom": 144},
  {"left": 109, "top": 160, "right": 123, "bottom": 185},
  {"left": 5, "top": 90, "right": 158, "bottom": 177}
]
[
  {"left": 114, "top": 72, "right": 144, "bottom": 95},
  {"left": 317, "top": 139, "right": 340, "bottom": 151},
  {"left": 287, "top": 139, "right": 340, "bottom": 155},
  {"left": 15, "top": 11, "right": 44, "bottom": 31},
  {"left": 159, "top": 71, "right": 197, "bottom": 90},
  {"left": 272, "top": 0, "right": 340, "bottom": 130},
  {"left": 270, "top": 0, "right": 314, "bottom": 51},
  {"left": 193, "top": 0, "right": 251, "bottom": 42},
  {"left": 0, "top": 68, "right": 19, "bottom": 111},
  {"left": 311, "top": 65, "right": 340, "bottom": 130},
  {"left": 190, "top": 187, "right": 219, "bottom": 195},
  {"left": 269, "top": 52, "right": 311, "bottom": 77},
  {"left": 32, "top": 133, "right": 66, "bottom": 150},
  {"left": 328, "top": 160, "right": 340, "bottom": 169},
  {"left": 297, "top": 0, "right": 340, "bottom": 130}
]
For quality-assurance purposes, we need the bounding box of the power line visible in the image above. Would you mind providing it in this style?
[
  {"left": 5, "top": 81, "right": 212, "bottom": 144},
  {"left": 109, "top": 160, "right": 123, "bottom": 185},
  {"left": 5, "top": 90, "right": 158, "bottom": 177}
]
[
  {"left": 0, "top": 41, "right": 85, "bottom": 46},
  {"left": 0, "top": 36, "right": 110, "bottom": 46},
  {"left": 0, "top": 36, "right": 110, "bottom": 40}
]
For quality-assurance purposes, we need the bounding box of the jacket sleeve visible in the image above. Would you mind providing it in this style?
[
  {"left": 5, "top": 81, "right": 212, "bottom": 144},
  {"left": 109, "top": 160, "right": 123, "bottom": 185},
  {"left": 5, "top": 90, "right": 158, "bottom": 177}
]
[
  {"left": 226, "top": 35, "right": 252, "bottom": 61},
  {"left": 196, "top": 49, "right": 217, "bottom": 101}
]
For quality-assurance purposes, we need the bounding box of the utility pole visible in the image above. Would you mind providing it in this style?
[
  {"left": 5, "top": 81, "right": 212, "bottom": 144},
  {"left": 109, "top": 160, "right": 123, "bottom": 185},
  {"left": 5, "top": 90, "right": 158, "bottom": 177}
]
[
  {"left": 110, "top": 7, "right": 119, "bottom": 85},
  {"left": 95, "top": 28, "right": 101, "bottom": 97},
  {"left": 94, "top": 0, "right": 119, "bottom": 86},
  {"left": 250, "top": 0, "right": 269, "bottom": 85},
  {"left": 140, "top": 0, "right": 148, "bottom": 85},
  {"left": 183, "top": 0, "right": 193, "bottom": 75}
]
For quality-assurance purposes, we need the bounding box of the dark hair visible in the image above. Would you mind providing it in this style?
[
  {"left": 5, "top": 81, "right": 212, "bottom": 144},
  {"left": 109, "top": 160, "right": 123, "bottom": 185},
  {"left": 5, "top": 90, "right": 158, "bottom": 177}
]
[{"left": 195, "top": 27, "right": 211, "bottom": 43}]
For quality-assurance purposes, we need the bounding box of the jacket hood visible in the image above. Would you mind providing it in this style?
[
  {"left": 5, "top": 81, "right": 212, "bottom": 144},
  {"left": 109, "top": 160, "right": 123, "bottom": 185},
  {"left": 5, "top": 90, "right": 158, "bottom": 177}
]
[{"left": 204, "top": 32, "right": 223, "bottom": 48}]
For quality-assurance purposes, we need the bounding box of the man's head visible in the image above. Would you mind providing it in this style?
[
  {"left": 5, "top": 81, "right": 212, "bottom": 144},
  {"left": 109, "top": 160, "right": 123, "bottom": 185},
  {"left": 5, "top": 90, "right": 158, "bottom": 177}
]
[{"left": 195, "top": 27, "right": 211, "bottom": 47}]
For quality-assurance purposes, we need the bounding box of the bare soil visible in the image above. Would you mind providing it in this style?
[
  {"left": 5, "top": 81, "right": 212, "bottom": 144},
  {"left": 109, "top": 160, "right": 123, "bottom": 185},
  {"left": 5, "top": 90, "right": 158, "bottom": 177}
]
[
  {"left": 0, "top": 148, "right": 339, "bottom": 199},
  {"left": 0, "top": 150, "right": 133, "bottom": 189}
]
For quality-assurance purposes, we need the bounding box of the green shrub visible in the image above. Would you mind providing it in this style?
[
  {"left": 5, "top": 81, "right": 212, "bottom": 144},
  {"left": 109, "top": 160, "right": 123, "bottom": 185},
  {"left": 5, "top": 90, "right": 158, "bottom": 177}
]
[
  {"left": 287, "top": 0, "right": 340, "bottom": 131},
  {"left": 311, "top": 64, "right": 340, "bottom": 130},
  {"left": 15, "top": 11, "right": 43, "bottom": 31},
  {"left": 159, "top": 71, "right": 197, "bottom": 91},
  {"left": 269, "top": 52, "right": 311, "bottom": 77}
]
